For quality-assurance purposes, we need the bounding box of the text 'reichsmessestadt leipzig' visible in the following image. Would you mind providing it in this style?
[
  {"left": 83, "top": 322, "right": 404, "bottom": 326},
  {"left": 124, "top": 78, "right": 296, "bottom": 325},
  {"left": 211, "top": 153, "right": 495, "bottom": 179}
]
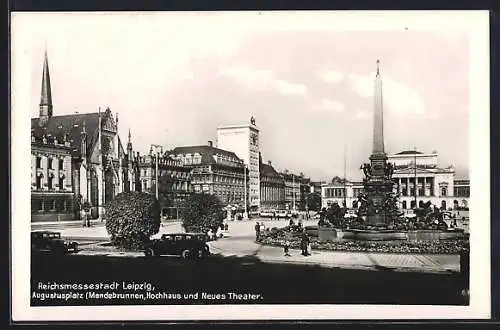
[{"left": 30, "top": 51, "right": 469, "bottom": 223}]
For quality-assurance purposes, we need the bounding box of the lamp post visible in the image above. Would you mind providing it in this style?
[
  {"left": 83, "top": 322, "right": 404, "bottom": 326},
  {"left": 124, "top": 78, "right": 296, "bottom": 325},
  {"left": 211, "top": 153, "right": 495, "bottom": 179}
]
[
  {"left": 151, "top": 144, "right": 163, "bottom": 201},
  {"left": 243, "top": 164, "right": 248, "bottom": 220},
  {"left": 414, "top": 147, "right": 417, "bottom": 209}
]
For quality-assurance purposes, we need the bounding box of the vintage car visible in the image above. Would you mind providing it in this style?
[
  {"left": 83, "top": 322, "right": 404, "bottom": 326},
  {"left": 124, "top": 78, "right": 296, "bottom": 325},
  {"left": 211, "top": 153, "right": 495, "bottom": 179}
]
[
  {"left": 276, "top": 210, "right": 290, "bottom": 218},
  {"left": 31, "top": 231, "right": 79, "bottom": 255},
  {"left": 144, "top": 233, "right": 210, "bottom": 260}
]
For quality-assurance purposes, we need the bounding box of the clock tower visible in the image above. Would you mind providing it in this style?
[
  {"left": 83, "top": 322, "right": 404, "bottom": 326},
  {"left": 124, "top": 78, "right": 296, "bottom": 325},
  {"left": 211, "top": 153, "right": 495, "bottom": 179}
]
[{"left": 216, "top": 117, "right": 261, "bottom": 212}]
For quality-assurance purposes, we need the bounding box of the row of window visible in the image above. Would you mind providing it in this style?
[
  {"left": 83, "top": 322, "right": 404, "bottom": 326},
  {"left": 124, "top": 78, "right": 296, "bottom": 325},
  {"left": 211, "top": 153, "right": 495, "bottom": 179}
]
[
  {"left": 33, "top": 176, "right": 65, "bottom": 190},
  {"left": 35, "top": 156, "right": 65, "bottom": 170},
  {"left": 31, "top": 199, "right": 70, "bottom": 212}
]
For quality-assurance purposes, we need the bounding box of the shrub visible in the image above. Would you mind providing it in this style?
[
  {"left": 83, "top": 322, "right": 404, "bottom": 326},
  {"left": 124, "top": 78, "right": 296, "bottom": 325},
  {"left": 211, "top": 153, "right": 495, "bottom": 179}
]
[
  {"left": 104, "top": 191, "right": 161, "bottom": 250},
  {"left": 181, "top": 193, "right": 225, "bottom": 234}
]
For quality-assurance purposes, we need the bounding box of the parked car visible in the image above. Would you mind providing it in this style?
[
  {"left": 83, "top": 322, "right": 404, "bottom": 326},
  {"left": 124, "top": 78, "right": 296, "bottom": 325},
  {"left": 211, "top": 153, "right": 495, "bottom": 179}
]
[
  {"left": 144, "top": 233, "right": 210, "bottom": 260},
  {"left": 259, "top": 211, "right": 274, "bottom": 218},
  {"left": 276, "top": 210, "right": 289, "bottom": 218},
  {"left": 31, "top": 231, "right": 79, "bottom": 255}
]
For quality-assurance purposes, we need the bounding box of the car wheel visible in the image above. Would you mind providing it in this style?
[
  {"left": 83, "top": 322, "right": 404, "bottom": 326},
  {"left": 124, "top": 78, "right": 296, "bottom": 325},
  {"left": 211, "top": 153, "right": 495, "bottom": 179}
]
[
  {"left": 181, "top": 250, "right": 191, "bottom": 260},
  {"left": 145, "top": 248, "right": 155, "bottom": 257}
]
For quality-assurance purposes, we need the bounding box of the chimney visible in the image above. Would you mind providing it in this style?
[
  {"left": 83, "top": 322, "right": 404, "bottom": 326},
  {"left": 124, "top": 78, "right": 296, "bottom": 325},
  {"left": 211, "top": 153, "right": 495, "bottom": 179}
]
[
  {"left": 208, "top": 140, "right": 213, "bottom": 147},
  {"left": 268, "top": 160, "right": 272, "bottom": 166}
]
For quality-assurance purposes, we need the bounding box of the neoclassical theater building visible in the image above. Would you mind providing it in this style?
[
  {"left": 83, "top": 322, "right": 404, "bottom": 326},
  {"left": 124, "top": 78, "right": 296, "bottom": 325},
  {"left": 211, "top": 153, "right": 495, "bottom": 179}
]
[
  {"left": 322, "top": 150, "right": 470, "bottom": 212},
  {"left": 31, "top": 51, "right": 135, "bottom": 221}
]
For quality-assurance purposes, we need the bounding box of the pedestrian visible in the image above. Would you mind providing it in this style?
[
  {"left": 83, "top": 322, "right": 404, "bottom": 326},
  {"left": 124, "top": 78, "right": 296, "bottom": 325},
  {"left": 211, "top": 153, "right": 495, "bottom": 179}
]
[
  {"left": 306, "top": 236, "right": 312, "bottom": 256},
  {"left": 284, "top": 240, "right": 291, "bottom": 257},
  {"left": 300, "top": 233, "right": 307, "bottom": 256},
  {"left": 255, "top": 222, "right": 260, "bottom": 241},
  {"left": 81, "top": 209, "right": 87, "bottom": 228}
]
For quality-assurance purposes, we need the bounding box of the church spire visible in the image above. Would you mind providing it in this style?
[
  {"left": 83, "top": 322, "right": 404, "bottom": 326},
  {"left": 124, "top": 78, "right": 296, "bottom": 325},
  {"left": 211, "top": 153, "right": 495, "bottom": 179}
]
[
  {"left": 127, "top": 129, "right": 133, "bottom": 155},
  {"left": 39, "top": 48, "right": 53, "bottom": 126}
]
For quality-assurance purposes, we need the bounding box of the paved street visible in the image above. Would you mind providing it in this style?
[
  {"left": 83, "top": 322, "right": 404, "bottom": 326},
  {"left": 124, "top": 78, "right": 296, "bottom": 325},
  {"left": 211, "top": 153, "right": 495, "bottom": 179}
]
[
  {"left": 47, "top": 218, "right": 461, "bottom": 274},
  {"left": 31, "top": 252, "right": 467, "bottom": 306}
]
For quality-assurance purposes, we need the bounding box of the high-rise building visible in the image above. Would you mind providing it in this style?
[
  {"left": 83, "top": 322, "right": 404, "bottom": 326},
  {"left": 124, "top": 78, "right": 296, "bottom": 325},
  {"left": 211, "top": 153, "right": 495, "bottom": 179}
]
[{"left": 216, "top": 117, "right": 260, "bottom": 212}]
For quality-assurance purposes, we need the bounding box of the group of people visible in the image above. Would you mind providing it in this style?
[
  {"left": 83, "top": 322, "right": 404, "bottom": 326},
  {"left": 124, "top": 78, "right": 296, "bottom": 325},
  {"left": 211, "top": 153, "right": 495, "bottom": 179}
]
[{"left": 207, "top": 223, "right": 229, "bottom": 240}]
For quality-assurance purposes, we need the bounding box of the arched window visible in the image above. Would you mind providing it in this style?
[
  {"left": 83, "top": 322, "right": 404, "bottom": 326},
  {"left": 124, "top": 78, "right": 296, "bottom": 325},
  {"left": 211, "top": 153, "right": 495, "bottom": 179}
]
[
  {"left": 402, "top": 200, "right": 407, "bottom": 209},
  {"left": 441, "top": 200, "right": 447, "bottom": 210},
  {"left": 410, "top": 200, "right": 416, "bottom": 209},
  {"left": 418, "top": 200, "right": 424, "bottom": 208}
]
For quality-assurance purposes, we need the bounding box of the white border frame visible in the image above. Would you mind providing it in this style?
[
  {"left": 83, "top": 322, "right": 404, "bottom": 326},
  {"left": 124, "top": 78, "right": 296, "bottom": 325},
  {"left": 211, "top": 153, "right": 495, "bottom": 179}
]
[{"left": 11, "top": 10, "right": 490, "bottom": 321}]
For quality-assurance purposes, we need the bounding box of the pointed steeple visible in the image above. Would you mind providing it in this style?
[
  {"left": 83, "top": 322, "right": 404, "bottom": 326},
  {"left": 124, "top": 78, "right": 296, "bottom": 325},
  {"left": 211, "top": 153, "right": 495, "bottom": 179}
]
[
  {"left": 372, "top": 59, "right": 385, "bottom": 155},
  {"left": 39, "top": 48, "right": 53, "bottom": 126},
  {"left": 127, "top": 129, "right": 133, "bottom": 153}
]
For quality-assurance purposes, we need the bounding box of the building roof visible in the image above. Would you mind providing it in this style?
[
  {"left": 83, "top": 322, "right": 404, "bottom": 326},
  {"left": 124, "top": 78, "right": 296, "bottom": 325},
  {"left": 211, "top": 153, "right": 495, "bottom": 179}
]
[
  {"left": 32, "top": 113, "right": 100, "bottom": 158},
  {"left": 169, "top": 145, "right": 242, "bottom": 165},
  {"left": 395, "top": 150, "right": 424, "bottom": 155},
  {"left": 32, "top": 109, "right": 125, "bottom": 160},
  {"left": 260, "top": 163, "right": 281, "bottom": 179}
]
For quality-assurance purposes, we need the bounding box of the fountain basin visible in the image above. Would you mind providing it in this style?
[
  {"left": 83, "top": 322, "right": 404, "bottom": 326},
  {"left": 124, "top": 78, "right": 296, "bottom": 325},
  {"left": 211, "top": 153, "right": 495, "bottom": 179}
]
[{"left": 318, "top": 227, "right": 465, "bottom": 242}]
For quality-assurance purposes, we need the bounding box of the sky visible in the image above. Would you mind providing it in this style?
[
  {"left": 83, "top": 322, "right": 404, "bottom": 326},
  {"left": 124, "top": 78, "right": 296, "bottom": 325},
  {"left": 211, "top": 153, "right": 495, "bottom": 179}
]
[{"left": 13, "top": 11, "right": 475, "bottom": 181}]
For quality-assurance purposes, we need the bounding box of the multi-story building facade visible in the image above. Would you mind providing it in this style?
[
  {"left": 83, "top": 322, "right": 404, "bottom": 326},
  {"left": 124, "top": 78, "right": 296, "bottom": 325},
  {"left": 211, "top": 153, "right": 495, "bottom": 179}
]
[
  {"left": 259, "top": 157, "right": 285, "bottom": 210},
  {"left": 168, "top": 142, "right": 248, "bottom": 207},
  {"left": 31, "top": 131, "right": 74, "bottom": 221},
  {"left": 280, "top": 170, "right": 302, "bottom": 211},
  {"left": 321, "top": 150, "right": 470, "bottom": 211},
  {"left": 136, "top": 147, "right": 192, "bottom": 218},
  {"left": 216, "top": 117, "right": 260, "bottom": 212},
  {"left": 31, "top": 50, "right": 131, "bottom": 221}
]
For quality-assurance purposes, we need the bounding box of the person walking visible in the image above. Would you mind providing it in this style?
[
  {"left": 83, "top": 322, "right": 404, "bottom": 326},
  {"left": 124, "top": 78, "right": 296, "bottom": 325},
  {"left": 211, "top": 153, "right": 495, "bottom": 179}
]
[
  {"left": 81, "top": 208, "right": 87, "bottom": 228},
  {"left": 284, "top": 240, "right": 291, "bottom": 257},
  {"left": 255, "top": 222, "right": 261, "bottom": 241}
]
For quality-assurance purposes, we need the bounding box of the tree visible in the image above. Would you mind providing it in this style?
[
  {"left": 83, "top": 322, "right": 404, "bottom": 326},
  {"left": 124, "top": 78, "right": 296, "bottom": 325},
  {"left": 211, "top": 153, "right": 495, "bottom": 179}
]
[
  {"left": 305, "top": 192, "right": 322, "bottom": 212},
  {"left": 149, "top": 173, "right": 176, "bottom": 211},
  {"left": 104, "top": 191, "right": 161, "bottom": 250},
  {"left": 181, "top": 193, "right": 225, "bottom": 234}
]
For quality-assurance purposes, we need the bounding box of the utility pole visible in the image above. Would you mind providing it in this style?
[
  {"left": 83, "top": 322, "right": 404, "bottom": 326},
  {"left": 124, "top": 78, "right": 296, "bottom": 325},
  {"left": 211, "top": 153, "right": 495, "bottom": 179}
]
[
  {"left": 151, "top": 144, "right": 163, "bottom": 201},
  {"left": 343, "top": 143, "right": 347, "bottom": 209},
  {"left": 414, "top": 147, "right": 418, "bottom": 209},
  {"left": 243, "top": 164, "right": 248, "bottom": 220}
]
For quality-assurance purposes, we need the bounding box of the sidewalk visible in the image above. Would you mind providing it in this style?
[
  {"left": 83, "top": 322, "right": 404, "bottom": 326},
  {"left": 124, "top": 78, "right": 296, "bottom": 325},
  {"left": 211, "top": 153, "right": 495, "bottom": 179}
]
[
  {"left": 207, "top": 239, "right": 460, "bottom": 274},
  {"left": 59, "top": 221, "right": 184, "bottom": 241}
]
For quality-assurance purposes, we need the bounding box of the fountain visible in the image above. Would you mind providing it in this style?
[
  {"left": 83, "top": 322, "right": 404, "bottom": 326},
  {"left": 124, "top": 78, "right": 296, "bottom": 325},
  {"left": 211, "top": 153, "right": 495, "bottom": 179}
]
[{"left": 318, "top": 60, "right": 465, "bottom": 242}]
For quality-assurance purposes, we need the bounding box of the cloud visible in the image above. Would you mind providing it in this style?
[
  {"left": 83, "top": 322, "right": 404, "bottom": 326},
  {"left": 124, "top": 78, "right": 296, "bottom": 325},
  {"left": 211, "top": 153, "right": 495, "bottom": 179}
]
[
  {"left": 348, "top": 73, "right": 425, "bottom": 116},
  {"left": 308, "top": 98, "right": 345, "bottom": 114},
  {"left": 217, "top": 64, "right": 308, "bottom": 97},
  {"left": 319, "top": 98, "right": 345, "bottom": 112},
  {"left": 319, "top": 70, "right": 345, "bottom": 83},
  {"left": 355, "top": 110, "right": 371, "bottom": 120}
]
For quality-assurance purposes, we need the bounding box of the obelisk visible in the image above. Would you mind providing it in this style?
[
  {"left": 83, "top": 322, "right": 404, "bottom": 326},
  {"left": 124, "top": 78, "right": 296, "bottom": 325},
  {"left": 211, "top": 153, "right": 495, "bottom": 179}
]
[
  {"left": 373, "top": 59, "right": 384, "bottom": 156},
  {"left": 369, "top": 59, "right": 387, "bottom": 179},
  {"left": 364, "top": 59, "right": 395, "bottom": 227}
]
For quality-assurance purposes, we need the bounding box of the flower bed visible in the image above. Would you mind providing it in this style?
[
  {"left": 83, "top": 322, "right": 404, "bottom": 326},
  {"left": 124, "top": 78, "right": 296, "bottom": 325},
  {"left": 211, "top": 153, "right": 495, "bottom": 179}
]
[{"left": 258, "top": 227, "right": 469, "bottom": 255}]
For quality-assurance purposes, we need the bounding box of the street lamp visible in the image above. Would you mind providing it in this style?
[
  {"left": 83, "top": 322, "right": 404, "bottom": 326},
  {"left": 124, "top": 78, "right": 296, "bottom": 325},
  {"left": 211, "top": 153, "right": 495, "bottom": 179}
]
[
  {"left": 151, "top": 144, "right": 163, "bottom": 201},
  {"left": 414, "top": 147, "right": 417, "bottom": 209},
  {"left": 243, "top": 164, "right": 248, "bottom": 220}
]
